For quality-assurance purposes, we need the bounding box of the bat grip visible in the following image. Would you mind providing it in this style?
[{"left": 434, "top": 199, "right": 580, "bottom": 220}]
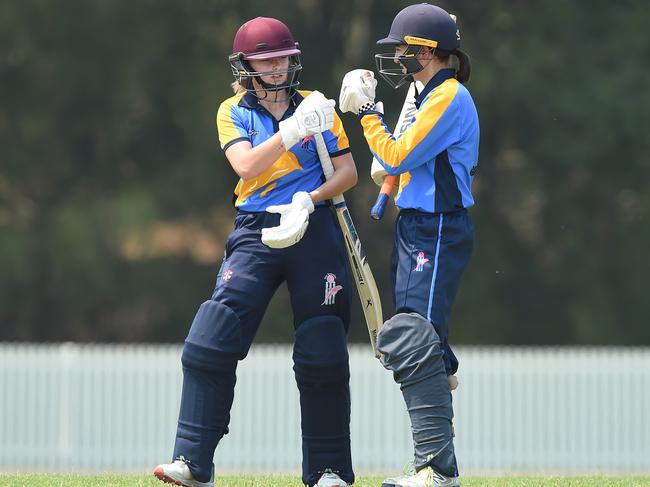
[
  {"left": 314, "top": 133, "right": 344, "bottom": 205},
  {"left": 370, "top": 175, "right": 397, "bottom": 220}
]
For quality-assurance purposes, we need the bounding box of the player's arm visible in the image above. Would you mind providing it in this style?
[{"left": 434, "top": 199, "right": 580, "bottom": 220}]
[
  {"left": 224, "top": 134, "right": 285, "bottom": 181},
  {"left": 360, "top": 87, "right": 459, "bottom": 175},
  {"left": 218, "top": 91, "right": 336, "bottom": 181},
  {"left": 217, "top": 100, "right": 285, "bottom": 180},
  {"left": 309, "top": 151, "right": 357, "bottom": 204}
]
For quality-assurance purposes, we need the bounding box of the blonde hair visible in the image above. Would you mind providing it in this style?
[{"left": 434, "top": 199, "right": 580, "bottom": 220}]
[{"left": 231, "top": 81, "right": 246, "bottom": 94}]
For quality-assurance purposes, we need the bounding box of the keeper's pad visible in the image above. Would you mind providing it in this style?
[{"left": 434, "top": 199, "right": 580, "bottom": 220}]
[{"left": 377, "top": 312, "right": 458, "bottom": 477}]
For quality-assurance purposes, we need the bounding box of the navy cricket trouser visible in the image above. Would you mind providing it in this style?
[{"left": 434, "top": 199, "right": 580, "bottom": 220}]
[
  {"left": 391, "top": 209, "right": 474, "bottom": 375},
  {"left": 173, "top": 206, "right": 354, "bottom": 486}
]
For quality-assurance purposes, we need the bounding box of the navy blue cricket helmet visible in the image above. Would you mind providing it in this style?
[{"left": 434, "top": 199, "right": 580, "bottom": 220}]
[{"left": 376, "top": 3, "right": 465, "bottom": 88}]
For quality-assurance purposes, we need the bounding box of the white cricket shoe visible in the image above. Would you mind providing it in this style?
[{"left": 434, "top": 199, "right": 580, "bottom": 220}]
[
  {"left": 315, "top": 469, "right": 348, "bottom": 486},
  {"left": 153, "top": 457, "right": 214, "bottom": 487},
  {"left": 382, "top": 466, "right": 460, "bottom": 487}
]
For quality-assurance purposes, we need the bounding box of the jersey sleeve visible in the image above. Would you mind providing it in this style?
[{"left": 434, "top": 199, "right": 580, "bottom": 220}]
[
  {"left": 323, "top": 111, "right": 351, "bottom": 157},
  {"left": 360, "top": 81, "right": 460, "bottom": 175},
  {"left": 216, "top": 99, "right": 250, "bottom": 151}
]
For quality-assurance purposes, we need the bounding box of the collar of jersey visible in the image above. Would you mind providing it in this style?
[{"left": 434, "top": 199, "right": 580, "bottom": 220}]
[
  {"left": 415, "top": 68, "right": 456, "bottom": 108},
  {"left": 238, "top": 89, "right": 303, "bottom": 112}
]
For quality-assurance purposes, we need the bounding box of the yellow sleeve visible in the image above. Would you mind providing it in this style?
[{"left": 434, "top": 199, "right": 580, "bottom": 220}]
[
  {"left": 360, "top": 80, "right": 459, "bottom": 174},
  {"left": 216, "top": 94, "right": 248, "bottom": 150}
]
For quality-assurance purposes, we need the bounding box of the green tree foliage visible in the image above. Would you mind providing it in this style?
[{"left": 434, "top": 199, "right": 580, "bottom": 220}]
[{"left": 1, "top": 1, "right": 648, "bottom": 344}]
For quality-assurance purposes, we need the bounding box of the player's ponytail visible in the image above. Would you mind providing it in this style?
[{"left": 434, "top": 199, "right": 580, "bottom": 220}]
[
  {"left": 453, "top": 49, "right": 471, "bottom": 84},
  {"left": 433, "top": 48, "right": 471, "bottom": 84}
]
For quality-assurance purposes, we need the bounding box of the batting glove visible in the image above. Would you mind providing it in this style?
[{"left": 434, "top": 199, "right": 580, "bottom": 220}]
[
  {"left": 278, "top": 91, "right": 335, "bottom": 149},
  {"left": 339, "top": 69, "right": 377, "bottom": 114},
  {"left": 261, "top": 191, "right": 315, "bottom": 249}
]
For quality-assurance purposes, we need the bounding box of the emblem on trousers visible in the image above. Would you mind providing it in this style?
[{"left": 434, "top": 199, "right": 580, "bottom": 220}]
[
  {"left": 322, "top": 273, "right": 343, "bottom": 305},
  {"left": 414, "top": 251, "right": 429, "bottom": 272}
]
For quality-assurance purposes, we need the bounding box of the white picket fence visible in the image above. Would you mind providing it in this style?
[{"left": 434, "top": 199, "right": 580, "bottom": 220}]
[{"left": 0, "top": 343, "right": 649, "bottom": 474}]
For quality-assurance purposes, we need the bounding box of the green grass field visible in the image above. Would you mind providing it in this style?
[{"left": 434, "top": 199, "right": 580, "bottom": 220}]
[{"left": 1, "top": 475, "right": 650, "bottom": 487}]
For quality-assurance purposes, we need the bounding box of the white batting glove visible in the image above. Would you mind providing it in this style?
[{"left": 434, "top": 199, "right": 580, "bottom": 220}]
[
  {"left": 261, "top": 191, "right": 315, "bottom": 249},
  {"left": 339, "top": 69, "right": 377, "bottom": 114},
  {"left": 278, "top": 91, "right": 335, "bottom": 149}
]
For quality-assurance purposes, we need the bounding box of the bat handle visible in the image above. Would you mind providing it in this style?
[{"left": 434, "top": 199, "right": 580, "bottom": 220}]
[{"left": 370, "top": 175, "right": 397, "bottom": 220}]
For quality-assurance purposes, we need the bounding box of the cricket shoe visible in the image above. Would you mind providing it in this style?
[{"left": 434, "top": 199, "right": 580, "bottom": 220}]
[
  {"left": 153, "top": 457, "right": 214, "bottom": 487},
  {"left": 314, "top": 469, "right": 348, "bottom": 486},
  {"left": 382, "top": 466, "right": 460, "bottom": 487}
]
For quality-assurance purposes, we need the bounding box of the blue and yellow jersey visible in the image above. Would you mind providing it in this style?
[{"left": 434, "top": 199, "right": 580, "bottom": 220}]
[
  {"left": 216, "top": 89, "right": 350, "bottom": 212},
  {"left": 361, "top": 69, "right": 479, "bottom": 213}
]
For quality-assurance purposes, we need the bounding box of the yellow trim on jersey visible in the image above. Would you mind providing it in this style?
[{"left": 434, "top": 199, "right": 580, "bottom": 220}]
[
  {"left": 216, "top": 92, "right": 246, "bottom": 149},
  {"left": 361, "top": 79, "right": 459, "bottom": 170},
  {"left": 331, "top": 113, "right": 349, "bottom": 151},
  {"left": 404, "top": 35, "right": 438, "bottom": 48},
  {"left": 398, "top": 172, "right": 411, "bottom": 196},
  {"left": 260, "top": 183, "right": 276, "bottom": 198},
  {"left": 235, "top": 151, "right": 302, "bottom": 205}
]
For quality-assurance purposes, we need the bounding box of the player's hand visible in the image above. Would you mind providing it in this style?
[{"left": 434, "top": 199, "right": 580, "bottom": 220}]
[
  {"left": 278, "top": 91, "right": 335, "bottom": 149},
  {"left": 339, "top": 69, "right": 377, "bottom": 114},
  {"left": 261, "top": 191, "right": 315, "bottom": 249}
]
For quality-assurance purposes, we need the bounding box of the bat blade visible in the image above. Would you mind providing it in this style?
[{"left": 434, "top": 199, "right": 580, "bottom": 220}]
[
  {"left": 313, "top": 132, "right": 383, "bottom": 357},
  {"left": 334, "top": 203, "right": 382, "bottom": 357}
]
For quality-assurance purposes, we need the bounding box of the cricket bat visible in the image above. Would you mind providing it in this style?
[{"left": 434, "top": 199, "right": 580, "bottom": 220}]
[
  {"left": 314, "top": 133, "right": 383, "bottom": 358},
  {"left": 370, "top": 81, "right": 423, "bottom": 220}
]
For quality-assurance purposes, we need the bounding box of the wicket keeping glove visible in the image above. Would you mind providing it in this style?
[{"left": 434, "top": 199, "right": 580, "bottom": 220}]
[
  {"left": 278, "top": 91, "right": 335, "bottom": 149},
  {"left": 261, "top": 191, "right": 315, "bottom": 249},
  {"left": 339, "top": 69, "right": 377, "bottom": 114}
]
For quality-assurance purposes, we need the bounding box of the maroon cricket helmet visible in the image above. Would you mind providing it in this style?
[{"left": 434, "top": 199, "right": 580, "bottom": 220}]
[
  {"left": 232, "top": 17, "right": 301, "bottom": 60},
  {"left": 229, "top": 17, "right": 302, "bottom": 93}
]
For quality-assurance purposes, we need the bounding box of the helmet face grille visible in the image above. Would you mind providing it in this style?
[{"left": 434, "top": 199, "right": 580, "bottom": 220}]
[
  {"left": 375, "top": 45, "right": 429, "bottom": 89},
  {"left": 229, "top": 53, "right": 302, "bottom": 93}
]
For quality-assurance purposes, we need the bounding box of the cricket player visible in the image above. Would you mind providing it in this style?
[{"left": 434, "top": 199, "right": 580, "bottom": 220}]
[
  {"left": 339, "top": 4, "right": 479, "bottom": 486},
  {"left": 154, "top": 16, "right": 357, "bottom": 487}
]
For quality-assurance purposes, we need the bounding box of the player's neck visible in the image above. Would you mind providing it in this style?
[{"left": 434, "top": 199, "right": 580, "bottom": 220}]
[
  {"left": 413, "top": 59, "right": 451, "bottom": 86},
  {"left": 257, "top": 90, "right": 291, "bottom": 120}
]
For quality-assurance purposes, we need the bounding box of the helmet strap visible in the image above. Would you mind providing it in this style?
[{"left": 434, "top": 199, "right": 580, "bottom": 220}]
[{"left": 398, "top": 45, "right": 435, "bottom": 75}]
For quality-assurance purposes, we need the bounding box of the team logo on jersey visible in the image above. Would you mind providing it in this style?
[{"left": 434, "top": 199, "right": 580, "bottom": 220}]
[
  {"left": 414, "top": 251, "right": 429, "bottom": 272},
  {"left": 222, "top": 268, "right": 234, "bottom": 283},
  {"left": 247, "top": 129, "right": 259, "bottom": 137},
  {"left": 322, "top": 273, "right": 343, "bottom": 305}
]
